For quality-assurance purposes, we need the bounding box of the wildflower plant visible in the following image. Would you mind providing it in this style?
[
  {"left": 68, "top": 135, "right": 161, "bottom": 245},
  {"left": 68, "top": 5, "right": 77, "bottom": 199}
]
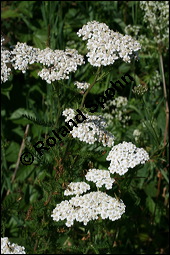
[{"left": 1, "top": 2, "right": 169, "bottom": 254}]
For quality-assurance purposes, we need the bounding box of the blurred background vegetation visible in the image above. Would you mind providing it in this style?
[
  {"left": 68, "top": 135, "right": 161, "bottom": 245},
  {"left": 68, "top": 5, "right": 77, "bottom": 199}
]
[{"left": 1, "top": 1, "right": 169, "bottom": 254}]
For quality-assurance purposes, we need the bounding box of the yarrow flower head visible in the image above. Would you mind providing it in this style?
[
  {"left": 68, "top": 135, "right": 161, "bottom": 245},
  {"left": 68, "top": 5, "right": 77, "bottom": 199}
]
[
  {"left": 1, "top": 37, "right": 11, "bottom": 83},
  {"left": 77, "top": 20, "right": 141, "bottom": 66},
  {"left": 133, "top": 129, "right": 141, "bottom": 142},
  {"left": 106, "top": 141, "right": 149, "bottom": 175},
  {"left": 124, "top": 25, "right": 141, "bottom": 37},
  {"left": 11, "top": 42, "right": 40, "bottom": 73},
  {"left": 51, "top": 191, "right": 125, "bottom": 227},
  {"left": 85, "top": 169, "right": 115, "bottom": 189},
  {"left": 103, "top": 96, "right": 131, "bottom": 127},
  {"left": 74, "top": 81, "right": 90, "bottom": 91},
  {"left": 62, "top": 108, "right": 115, "bottom": 147},
  {"left": 64, "top": 182, "right": 90, "bottom": 196},
  {"left": 37, "top": 48, "right": 84, "bottom": 83},
  {"left": 132, "top": 84, "right": 148, "bottom": 95},
  {"left": 1, "top": 237, "right": 26, "bottom": 254},
  {"left": 150, "top": 70, "right": 161, "bottom": 92}
]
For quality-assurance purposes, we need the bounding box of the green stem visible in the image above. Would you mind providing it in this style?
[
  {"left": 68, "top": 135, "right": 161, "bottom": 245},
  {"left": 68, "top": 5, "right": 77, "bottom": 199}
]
[
  {"left": 142, "top": 97, "right": 160, "bottom": 146},
  {"left": 80, "top": 67, "right": 101, "bottom": 110},
  {"left": 52, "top": 83, "right": 61, "bottom": 128},
  {"left": 159, "top": 53, "right": 169, "bottom": 146}
]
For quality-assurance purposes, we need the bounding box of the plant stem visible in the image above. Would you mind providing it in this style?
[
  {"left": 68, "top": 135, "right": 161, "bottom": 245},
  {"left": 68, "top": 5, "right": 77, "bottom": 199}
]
[
  {"left": 80, "top": 67, "right": 101, "bottom": 109},
  {"left": 6, "top": 124, "right": 30, "bottom": 195},
  {"left": 52, "top": 83, "right": 61, "bottom": 128},
  {"left": 159, "top": 53, "right": 169, "bottom": 146}
]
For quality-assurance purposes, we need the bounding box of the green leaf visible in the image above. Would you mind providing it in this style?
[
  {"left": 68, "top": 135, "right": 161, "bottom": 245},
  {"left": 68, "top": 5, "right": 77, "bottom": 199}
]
[
  {"left": 5, "top": 142, "right": 20, "bottom": 163},
  {"left": 9, "top": 108, "right": 36, "bottom": 120},
  {"left": 144, "top": 182, "right": 157, "bottom": 197},
  {"left": 1, "top": 9, "right": 19, "bottom": 19},
  {"left": 146, "top": 196, "right": 155, "bottom": 214},
  {"left": 118, "top": 63, "right": 131, "bottom": 73}
]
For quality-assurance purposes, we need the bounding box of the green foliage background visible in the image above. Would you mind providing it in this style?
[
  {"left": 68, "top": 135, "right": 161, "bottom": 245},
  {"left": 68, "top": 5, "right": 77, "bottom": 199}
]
[{"left": 1, "top": 1, "right": 169, "bottom": 254}]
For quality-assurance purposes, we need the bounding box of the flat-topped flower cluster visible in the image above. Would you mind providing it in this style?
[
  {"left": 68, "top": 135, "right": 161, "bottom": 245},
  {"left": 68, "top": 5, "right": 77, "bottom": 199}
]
[
  {"left": 62, "top": 108, "right": 115, "bottom": 147},
  {"left": 77, "top": 20, "right": 141, "bottom": 66},
  {"left": 52, "top": 190, "right": 125, "bottom": 227}
]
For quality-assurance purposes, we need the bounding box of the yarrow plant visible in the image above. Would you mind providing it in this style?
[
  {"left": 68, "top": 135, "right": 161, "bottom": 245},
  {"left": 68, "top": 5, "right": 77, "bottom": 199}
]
[
  {"left": 50, "top": 18, "right": 150, "bottom": 227},
  {"left": 1, "top": 1, "right": 169, "bottom": 253},
  {"left": 2, "top": 16, "right": 152, "bottom": 250}
]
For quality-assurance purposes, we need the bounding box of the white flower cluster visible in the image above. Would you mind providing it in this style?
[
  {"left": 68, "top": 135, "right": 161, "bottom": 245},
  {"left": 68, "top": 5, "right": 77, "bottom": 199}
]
[
  {"left": 106, "top": 141, "right": 149, "bottom": 175},
  {"left": 64, "top": 182, "right": 90, "bottom": 196},
  {"left": 11, "top": 42, "right": 39, "bottom": 73},
  {"left": 1, "top": 237, "right": 26, "bottom": 254},
  {"left": 124, "top": 25, "right": 140, "bottom": 37},
  {"left": 1, "top": 37, "right": 11, "bottom": 83},
  {"left": 113, "top": 96, "right": 128, "bottom": 108},
  {"left": 62, "top": 108, "right": 75, "bottom": 121},
  {"left": 1, "top": 41, "right": 84, "bottom": 83},
  {"left": 132, "top": 84, "right": 148, "bottom": 95},
  {"left": 74, "top": 81, "right": 90, "bottom": 91},
  {"left": 77, "top": 20, "right": 141, "bottom": 66},
  {"left": 140, "top": 1, "right": 169, "bottom": 47},
  {"left": 62, "top": 108, "right": 115, "bottom": 147},
  {"left": 150, "top": 70, "right": 161, "bottom": 92},
  {"left": 103, "top": 96, "right": 130, "bottom": 127},
  {"left": 85, "top": 169, "right": 115, "bottom": 189},
  {"left": 37, "top": 48, "right": 84, "bottom": 83},
  {"left": 133, "top": 129, "right": 141, "bottom": 142},
  {"left": 51, "top": 191, "right": 125, "bottom": 227}
]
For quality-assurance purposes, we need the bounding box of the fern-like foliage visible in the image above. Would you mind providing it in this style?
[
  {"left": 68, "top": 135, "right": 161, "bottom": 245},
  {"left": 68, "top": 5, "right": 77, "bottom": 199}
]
[{"left": 22, "top": 114, "right": 55, "bottom": 128}]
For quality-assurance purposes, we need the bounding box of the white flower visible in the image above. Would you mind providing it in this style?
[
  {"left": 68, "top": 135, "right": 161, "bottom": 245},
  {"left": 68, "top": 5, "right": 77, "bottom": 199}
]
[
  {"left": 64, "top": 182, "right": 90, "bottom": 196},
  {"left": 74, "top": 81, "right": 90, "bottom": 91},
  {"left": 77, "top": 21, "right": 141, "bottom": 67},
  {"left": 62, "top": 108, "right": 75, "bottom": 122},
  {"left": 133, "top": 129, "right": 141, "bottom": 142},
  {"left": 85, "top": 169, "right": 115, "bottom": 189},
  {"left": 62, "top": 108, "right": 115, "bottom": 147},
  {"left": 1, "top": 237, "right": 26, "bottom": 254},
  {"left": 1, "top": 37, "right": 11, "bottom": 83},
  {"left": 103, "top": 96, "right": 130, "bottom": 127},
  {"left": 124, "top": 25, "right": 141, "bottom": 37},
  {"left": 106, "top": 141, "right": 149, "bottom": 175},
  {"left": 132, "top": 84, "right": 148, "bottom": 95},
  {"left": 51, "top": 191, "right": 125, "bottom": 227}
]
